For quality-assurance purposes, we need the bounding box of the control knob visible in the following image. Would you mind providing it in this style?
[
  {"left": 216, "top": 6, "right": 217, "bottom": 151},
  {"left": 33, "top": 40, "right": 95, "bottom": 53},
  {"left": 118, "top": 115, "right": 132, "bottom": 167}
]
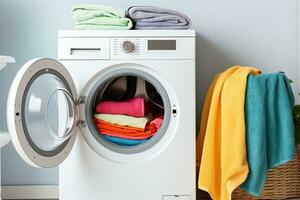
[{"left": 122, "top": 41, "right": 135, "bottom": 53}]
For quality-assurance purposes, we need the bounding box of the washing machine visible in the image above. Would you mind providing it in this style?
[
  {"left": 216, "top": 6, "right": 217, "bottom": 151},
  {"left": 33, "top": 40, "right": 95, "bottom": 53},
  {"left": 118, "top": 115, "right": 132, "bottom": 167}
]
[{"left": 6, "top": 30, "right": 196, "bottom": 200}]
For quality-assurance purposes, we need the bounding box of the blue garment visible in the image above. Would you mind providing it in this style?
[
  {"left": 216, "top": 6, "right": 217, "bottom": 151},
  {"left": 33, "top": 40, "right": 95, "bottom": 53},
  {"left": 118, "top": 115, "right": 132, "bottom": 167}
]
[
  {"left": 241, "top": 73, "right": 295, "bottom": 196},
  {"left": 103, "top": 135, "right": 148, "bottom": 146}
]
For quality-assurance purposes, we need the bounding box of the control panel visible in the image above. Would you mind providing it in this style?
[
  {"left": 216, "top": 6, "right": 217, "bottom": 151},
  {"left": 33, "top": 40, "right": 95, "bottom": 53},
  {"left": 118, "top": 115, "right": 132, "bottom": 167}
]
[
  {"left": 58, "top": 37, "right": 195, "bottom": 60},
  {"left": 111, "top": 37, "right": 195, "bottom": 60}
]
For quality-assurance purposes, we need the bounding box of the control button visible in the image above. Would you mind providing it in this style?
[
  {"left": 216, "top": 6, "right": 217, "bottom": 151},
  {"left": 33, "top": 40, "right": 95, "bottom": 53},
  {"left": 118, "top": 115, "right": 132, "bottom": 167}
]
[{"left": 122, "top": 41, "right": 135, "bottom": 53}]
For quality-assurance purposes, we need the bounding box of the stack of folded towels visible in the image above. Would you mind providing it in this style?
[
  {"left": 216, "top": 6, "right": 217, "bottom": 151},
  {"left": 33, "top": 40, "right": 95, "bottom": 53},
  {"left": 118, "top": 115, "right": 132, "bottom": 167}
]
[
  {"left": 72, "top": 5, "right": 133, "bottom": 30},
  {"left": 71, "top": 5, "right": 191, "bottom": 30},
  {"left": 94, "top": 97, "right": 163, "bottom": 146}
]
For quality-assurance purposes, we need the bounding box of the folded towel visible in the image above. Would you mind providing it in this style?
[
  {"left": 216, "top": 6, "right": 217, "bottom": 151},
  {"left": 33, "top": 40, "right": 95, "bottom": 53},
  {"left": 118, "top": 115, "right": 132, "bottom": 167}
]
[
  {"left": 127, "top": 6, "right": 191, "bottom": 30},
  {"left": 72, "top": 4, "right": 133, "bottom": 30},
  {"left": 94, "top": 113, "right": 152, "bottom": 129},
  {"left": 103, "top": 135, "right": 148, "bottom": 146},
  {"left": 72, "top": 5, "right": 125, "bottom": 21},
  {"left": 240, "top": 73, "right": 295, "bottom": 196},
  {"left": 94, "top": 117, "right": 163, "bottom": 140},
  {"left": 75, "top": 18, "right": 133, "bottom": 30},
  {"left": 196, "top": 66, "right": 261, "bottom": 200},
  {"left": 96, "top": 97, "right": 146, "bottom": 117}
]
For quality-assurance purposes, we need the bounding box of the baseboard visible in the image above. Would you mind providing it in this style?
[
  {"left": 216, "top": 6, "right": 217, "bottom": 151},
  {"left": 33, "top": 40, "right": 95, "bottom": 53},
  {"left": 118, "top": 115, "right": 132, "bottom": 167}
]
[{"left": 2, "top": 185, "right": 58, "bottom": 199}]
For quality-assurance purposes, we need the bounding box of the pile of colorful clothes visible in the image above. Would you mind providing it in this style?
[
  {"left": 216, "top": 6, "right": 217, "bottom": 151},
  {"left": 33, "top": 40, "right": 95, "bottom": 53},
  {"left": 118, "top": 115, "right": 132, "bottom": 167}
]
[{"left": 94, "top": 97, "right": 163, "bottom": 146}]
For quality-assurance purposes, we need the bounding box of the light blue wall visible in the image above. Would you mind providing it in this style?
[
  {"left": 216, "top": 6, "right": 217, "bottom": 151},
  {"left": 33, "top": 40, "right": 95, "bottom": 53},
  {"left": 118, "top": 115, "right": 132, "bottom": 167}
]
[{"left": 0, "top": 0, "right": 298, "bottom": 185}]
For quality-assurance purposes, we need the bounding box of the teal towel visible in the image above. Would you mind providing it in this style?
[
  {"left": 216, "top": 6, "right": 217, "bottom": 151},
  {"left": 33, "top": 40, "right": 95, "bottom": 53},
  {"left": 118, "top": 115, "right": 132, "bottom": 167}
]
[
  {"left": 103, "top": 135, "right": 148, "bottom": 146},
  {"left": 72, "top": 5, "right": 133, "bottom": 30},
  {"left": 241, "top": 73, "right": 295, "bottom": 196}
]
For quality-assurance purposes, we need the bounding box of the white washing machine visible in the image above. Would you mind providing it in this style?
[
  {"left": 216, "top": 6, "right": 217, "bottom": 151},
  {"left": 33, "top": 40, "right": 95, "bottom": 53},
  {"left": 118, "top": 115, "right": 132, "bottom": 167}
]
[{"left": 6, "top": 30, "right": 196, "bottom": 200}]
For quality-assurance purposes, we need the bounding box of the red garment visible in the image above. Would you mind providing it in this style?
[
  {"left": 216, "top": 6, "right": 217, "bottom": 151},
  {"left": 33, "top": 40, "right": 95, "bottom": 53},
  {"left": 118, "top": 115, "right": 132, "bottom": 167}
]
[{"left": 94, "top": 116, "right": 163, "bottom": 140}]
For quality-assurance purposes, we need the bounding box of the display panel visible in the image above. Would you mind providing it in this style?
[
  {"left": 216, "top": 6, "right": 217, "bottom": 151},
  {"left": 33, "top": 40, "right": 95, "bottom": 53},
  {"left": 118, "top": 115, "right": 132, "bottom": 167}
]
[{"left": 148, "top": 40, "right": 176, "bottom": 50}]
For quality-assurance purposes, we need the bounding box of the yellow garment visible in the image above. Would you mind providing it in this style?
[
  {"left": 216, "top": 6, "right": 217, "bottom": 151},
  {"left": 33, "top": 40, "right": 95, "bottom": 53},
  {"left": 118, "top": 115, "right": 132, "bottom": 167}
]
[
  {"left": 94, "top": 113, "right": 152, "bottom": 129},
  {"left": 196, "top": 66, "right": 261, "bottom": 200}
]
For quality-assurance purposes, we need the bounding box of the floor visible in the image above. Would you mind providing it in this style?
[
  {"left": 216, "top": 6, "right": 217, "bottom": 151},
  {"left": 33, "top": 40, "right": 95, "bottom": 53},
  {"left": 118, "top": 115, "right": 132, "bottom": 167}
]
[
  {"left": 196, "top": 189, "right": 300, "bottom": 200},
  {"left": 3, "top": 197, "right": 300, "bottom": 200},
  {"left": 4, "top": 198, "right": 300, "bottom": 200},
  {"left": 3, "top": 198, "right": 300, "bottom": 200}
]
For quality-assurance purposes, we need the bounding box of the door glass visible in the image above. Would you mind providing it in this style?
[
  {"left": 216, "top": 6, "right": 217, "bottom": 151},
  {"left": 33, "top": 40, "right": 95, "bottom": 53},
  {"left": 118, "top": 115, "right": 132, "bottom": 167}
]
[{"left": 24, "top": 73, "right": 76, "bottom": 152}]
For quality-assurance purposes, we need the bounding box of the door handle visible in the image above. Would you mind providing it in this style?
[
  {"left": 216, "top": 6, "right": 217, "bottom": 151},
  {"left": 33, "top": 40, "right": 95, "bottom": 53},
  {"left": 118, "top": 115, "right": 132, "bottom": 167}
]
[{"left": 70, "top": 48, "right": 102, "bottom": 56}]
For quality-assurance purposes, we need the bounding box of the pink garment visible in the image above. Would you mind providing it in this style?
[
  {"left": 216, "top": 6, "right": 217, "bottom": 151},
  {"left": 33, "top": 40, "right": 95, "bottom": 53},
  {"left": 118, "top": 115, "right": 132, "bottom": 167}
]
[{"left": 96, "top": 97, "right": 146, "bottom": 117}]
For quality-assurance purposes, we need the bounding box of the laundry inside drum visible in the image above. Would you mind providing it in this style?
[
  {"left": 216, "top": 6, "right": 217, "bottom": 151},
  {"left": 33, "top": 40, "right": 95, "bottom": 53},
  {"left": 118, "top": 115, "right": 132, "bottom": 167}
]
[{"left": 93, "top": 75, "right": 165, "bottom": 147}]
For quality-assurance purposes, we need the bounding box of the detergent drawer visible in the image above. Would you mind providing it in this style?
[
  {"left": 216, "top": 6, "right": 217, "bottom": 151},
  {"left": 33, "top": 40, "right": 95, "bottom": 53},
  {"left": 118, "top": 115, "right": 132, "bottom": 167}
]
[
  {"left": 163, "top": 195, "right": 191, "bottom": 200},
  {"left": 58, "top": 38, "right": 110, "bottom": 60}
]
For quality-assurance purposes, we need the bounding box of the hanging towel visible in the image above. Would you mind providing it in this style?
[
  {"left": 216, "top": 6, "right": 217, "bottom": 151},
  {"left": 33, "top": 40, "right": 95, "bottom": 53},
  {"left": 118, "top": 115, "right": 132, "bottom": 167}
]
[
  {"left": 127, "top": 6, "right": 191, "bottom": 30},
  {"left": 72, "top": 5, "right": 133, "bottom": 30},
  {"left": 94, "top": 113, "right": 152, "bottom": 129},
  {"left": 94, "top": 117, "right": 163, "bottom": 140},
  {"left": 96, "top": 97, "right": 146, "bottom": 117},
  {"left": 240, "top": 73, "right": 295, "bottom": 196},
  {"left": 196, "top": 66, "right": 261, "bottom": 200},
  {"left": 103, "top": 135, "right": 148, "bottom": 146}
]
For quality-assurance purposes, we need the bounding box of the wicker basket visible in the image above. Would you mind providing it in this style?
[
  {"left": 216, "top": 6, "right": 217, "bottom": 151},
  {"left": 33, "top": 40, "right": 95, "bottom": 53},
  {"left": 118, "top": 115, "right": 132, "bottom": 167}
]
[
  {"left": 197, "top": 145, "right": 300, "bottom": 200},
  {"left": 232, "top": 145, "right": 300, "bottom": 200},
  {"left": 197, "top": 189, "right": 211, "bottom": 200}
]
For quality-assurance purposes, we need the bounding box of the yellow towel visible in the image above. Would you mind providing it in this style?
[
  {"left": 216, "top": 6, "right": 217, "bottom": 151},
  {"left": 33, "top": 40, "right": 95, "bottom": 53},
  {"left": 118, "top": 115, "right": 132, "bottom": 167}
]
[
  {"left": 196, "top": 66, "right": 261, "bottom": 200},
  {"left": 94, "top": 113, "right": 152, "bottom": 129}
]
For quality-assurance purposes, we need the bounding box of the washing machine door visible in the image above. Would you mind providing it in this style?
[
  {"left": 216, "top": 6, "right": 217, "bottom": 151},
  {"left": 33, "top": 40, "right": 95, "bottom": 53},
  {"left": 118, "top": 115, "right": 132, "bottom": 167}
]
[{"left": 7, "top": 58, "right": 78, "bottom": 168}]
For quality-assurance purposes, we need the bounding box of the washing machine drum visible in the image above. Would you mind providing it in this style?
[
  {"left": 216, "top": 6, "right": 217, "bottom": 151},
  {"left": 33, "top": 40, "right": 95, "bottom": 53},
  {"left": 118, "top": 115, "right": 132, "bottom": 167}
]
[
  {"left": 91, "top": 75, "right": 165, "bottom": 148},
  {"left": 99, "top": 76, "right": 164, "bottom": 107},
  {"left": 100, "top": 76, "right": 136, "bottom": 101}
]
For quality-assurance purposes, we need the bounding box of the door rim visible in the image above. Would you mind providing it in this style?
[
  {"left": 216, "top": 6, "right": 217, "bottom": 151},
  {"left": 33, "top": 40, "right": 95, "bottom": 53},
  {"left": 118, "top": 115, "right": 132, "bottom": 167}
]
[
  {"left": 79, "top": 63, "right": 179, "bottom": 164},
  {"left": 7, "top": 58, "right": 78, "bottom": 168}
]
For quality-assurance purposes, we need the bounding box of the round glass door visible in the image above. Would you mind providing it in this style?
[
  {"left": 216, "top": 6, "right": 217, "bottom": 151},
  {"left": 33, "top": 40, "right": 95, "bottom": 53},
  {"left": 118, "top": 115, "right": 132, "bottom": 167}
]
[
  {"left": 7, "top": 58, "right": 78, "bottom": 168},
  {"left": 23, "top": 72, "right": 76, "bottom": 155}
]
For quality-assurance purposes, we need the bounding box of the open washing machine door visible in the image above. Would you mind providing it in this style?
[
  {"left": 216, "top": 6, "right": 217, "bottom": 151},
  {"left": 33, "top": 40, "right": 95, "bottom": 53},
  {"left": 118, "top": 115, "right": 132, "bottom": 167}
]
[{"left": 7, "top": 58, "right": 78, "bottom": 168}]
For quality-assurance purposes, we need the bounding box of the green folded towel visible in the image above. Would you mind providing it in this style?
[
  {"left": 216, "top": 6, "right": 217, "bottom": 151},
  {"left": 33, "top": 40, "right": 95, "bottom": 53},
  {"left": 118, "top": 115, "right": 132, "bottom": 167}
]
[
  {"left": 72, "top": 5, "right": 125, "bottom": 20},
  {"left": 75, "top": 17, "right": 133, "bottom": 30},
  {"left": 241, "top": 72, "right": 295, "bottom": 196},
  {"left": 72, "top": 5, "right": 132, "bottom": 30}
]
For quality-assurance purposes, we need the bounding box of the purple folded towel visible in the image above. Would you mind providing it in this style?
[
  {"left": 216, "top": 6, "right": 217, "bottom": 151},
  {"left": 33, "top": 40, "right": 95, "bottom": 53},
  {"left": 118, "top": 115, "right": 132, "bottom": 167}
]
[{"left": 127, "top": 6, "right": 191, "bottom": 30}]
